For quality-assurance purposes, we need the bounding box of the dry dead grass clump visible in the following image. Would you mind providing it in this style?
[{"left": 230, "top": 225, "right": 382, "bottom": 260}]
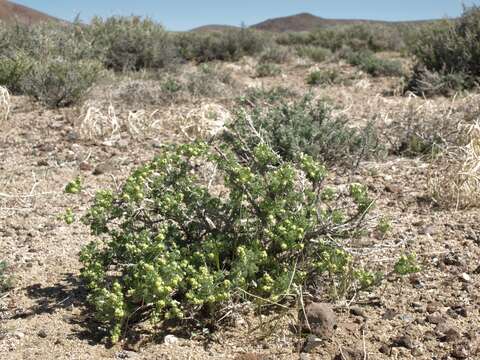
[
  {"left": 0, "top": 86, "right": 10, "bottom": 123},
  {"left": 429, "top": 121, "right": 480, "bottom": 209},
  {"left": 76, "top": 101, "right": 231, "bottom": 142}
]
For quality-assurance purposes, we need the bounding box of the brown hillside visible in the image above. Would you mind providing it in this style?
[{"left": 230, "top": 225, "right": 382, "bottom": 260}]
[
  {"left": 251, "top": 12, "right": 389, "bottom": 32},
  {"left": 0, "top": 0, "right": 59, "bottom": 24}
]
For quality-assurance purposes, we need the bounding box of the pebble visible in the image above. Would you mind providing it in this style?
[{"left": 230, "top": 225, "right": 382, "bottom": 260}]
[
  {"left": 164, "top": 334, "right": 179, "bottom": 345},
  {"left": 459, "top": 273, "right": 471, "bottom": 283},
  {"left": 93, "top": 162, "right": 114, "bottom": 175},
  {"left": 13, "top": 331, "right": 25, "bottom": 339},
  {"left": 452, "top": 346, "right": 469, "bottom": 359},
  {"left": 299, "top": 302, "right": 336, "bottom": 340},
  {"left": 350, "top": 306, "right": 367, "bottom": 319},
  {"left": 392, "top": 335, "right": 414, "bottom": 349},
  {"left": 37, "top": 330, "right": 48, "bottom": 338},
  {"left": 302, "top": 335, "right": 322, "bottom": 353}
]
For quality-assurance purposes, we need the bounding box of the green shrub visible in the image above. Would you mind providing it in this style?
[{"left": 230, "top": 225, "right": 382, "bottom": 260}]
[
  {"left": 175, "top": 29, "right": 267, "bottom": 63},
  {"left": 223, "top": 96, "right": 380, "bottom": 166},
  {"left": 406, "top": 7, "right": 480, "bottom": 94},
  {"left": 259, "top": 46, "right": 291, "bottom": 64},
  {"left": 78, "top": 141, "right": 375, "bottom": 342},
  {"left": 21, "top": 58, "right": 102, "bottom": 108},
  {"left": 255, "top": 63, "right": 281, "bottom": 78},
  {"left": 343, "top": 50, "right": 404, "bottom": 77},
  {"left": 306, "top": 69, "right": 340, "bottom": 85},
  {"left": 296, "top": 45, "right": 332, "bottom": 62},
  {"left": 0, "top": 52, "right": 32, "bottom": 93},
  {"left": 237, "top": 86, "right": 297, "bottom": 107},
  {"left": 186, "top": 64, "right": 235, "bottom": 98},
  {"left": 89, "top": 16, "right": 176, "bottom": 71}
]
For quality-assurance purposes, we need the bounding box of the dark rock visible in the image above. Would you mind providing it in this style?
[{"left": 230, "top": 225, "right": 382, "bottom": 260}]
[
  {"left": 452, "top": 346, "right": 469, "bottom": 359},
  {"left": 302, "top": 335, "right": 322, "bottom": 353},
  {"left": 379, "top": 344, "right": 391, "bottom": 355},
  {"left": 299, "top": 302, "right": 336, "bottom": 340},
  {"left": 37, "top": 330, "right": 47, "bottom": 338},
  {"left": 333, "top": 347, "right": 365, "bottom": 360},
  {"left": 93, "top": 162, "right": 114, "bottom": 175},
  {"left": 426, "top": 314, "right": 445, "bottom": 325},
  {"left": 392, "top": 335, "right": 414, "bottom": 349},
  {"left": 437, "top": 327, "right": 461, "bottom": 343},
  {"left": 426, "top": 302, "right": 441, "bottom": 314},
  {"left": 37, "top": 159, "right": 48, "bottom": 166},
  {"left": 350, "top": 306, "right": 367, "bottom": 319},
  {"left": 79, "top": 162, "right": 93, "bottom": 171}
]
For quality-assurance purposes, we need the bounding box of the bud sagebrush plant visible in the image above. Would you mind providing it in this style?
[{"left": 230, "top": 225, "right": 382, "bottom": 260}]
[{"left": 77, "top": 141, "right": 376, "bottom": 342}]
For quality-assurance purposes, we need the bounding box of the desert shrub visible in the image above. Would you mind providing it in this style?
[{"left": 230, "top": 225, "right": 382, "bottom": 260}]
[
  {"left": 175, "top": 29, "right": 267, "bottom": 63},
  {"left": 407, "top": 7, "right": 480, "bottom": 94},
  {"left": 255, "top": 63, "right": 281, "bottom": 78},
  {"left": 89, "top": 16, "right": 176, "bottom": 71},
  {"left": 21, "top": 58, "right": 103, "bottom": 108},
  {"left": 186, "top": 64, "right": 235, "bottom": 98},
  {"left": 275, "top": 32, "right": 312, "bottom": 46},
  {"left": 296, "top": 45, "right": 332, "bottom": 63},
  {"left": 223, "top": 96, "right": 380, "bottom": 166},
  {"left": 259, "top": 46, "right": 291, "bottom": 64},
  {"left": 405, "top": 65, "right": 473, "bottom": 97},
  {"left": 0, "top": 52, "right": 33, "bottom": 93},
  {"left": 283, "top": 24, "right": 405, "bottom": 53},
  {"left": 343, "top": 50, "right": 404, "bottom": 77},
  {"left": 237, "top": 86, "right": 297, "bottom": 107},
  {"left": 77, "top": 141, "right": 375, "bottom": 341},
  {"left": 306, "top": 69, "right": 340, "bottom": 86}
]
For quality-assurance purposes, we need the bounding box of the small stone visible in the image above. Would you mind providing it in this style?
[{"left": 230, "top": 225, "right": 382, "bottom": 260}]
[
  {"left": 79, "top": 162, "right": 93, "bottom": 171},
  {"left": 452, "top": 346, "right": 469, "bottom": 359},
  {"left": 350, "top": 306, "right": 367, "bottom": 319},
  {"left": 116, "top": 350, "right": 138, "bottom": 359},
  {"left": 164, "top": 334, "right": 179, "bottom": 345},
  {"left": 302, "top": 335, "right": 322, "bottom": 353},
  {"left": 443, "top": 328, "right": 461, "bottom": 343},
  {"left": 426, "top": 314, "right": 444, "bottom": 325},
  {"left": 299, "top": 302, "right": 336, "bottom": 340},
  {"left": 37, "top": 159, "right": 49, "bottom": 166},
  {"left": 451, "top": 305, "right": 468, "bottom": 318},
  {"left": 379, "top": 344, "right": 391, "bottom": 355},
  {"left": 37, "top": 330, "right": 47, "bottom": 338},
  {"left": 13, "top": 331, "right": 25, "bottom": 339},
  {"left": 426, "top": 302, "right": 440, "bottom": 314},
  {"left": 459, "top": 273, "right": 471, "bottom": 283},
  {"left": 93, "top": 163, "right": 114, "bottom": 175},
  {"left": 392, "top": 335, "right": 414, "bottom": 349},
  {"left": 333, "top": 347, "right": 365, "bottom": 360}
]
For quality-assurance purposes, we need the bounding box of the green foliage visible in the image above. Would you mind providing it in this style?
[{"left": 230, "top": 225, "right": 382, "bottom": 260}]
[
  {"left": 394, "top": 253, "right": 421, "bottom": 276},
  {"left": 295, "top": 45, "right": 332, "bottom": 62},
  {"left": 78, "top": 141, "right": 375, "bottom": 342},
  {"left": 65, "top": 176, "right": 82, "bottom": 194},
  {"left": 255, "top": 63, "right": 281, "bottom": 78},
  {"left": 186, "top": 64, "right": 235, "bottom": 98},
  {"left": 259, "top": 46, "right": 291, "bottom": 64},
  {"left": 306, "top": 69, "right": 340, "bottom": 86},
  {"left": 276, "top": 24, "right": 405, "bottom": 53},
  {"left": 407, "top": 7, "right": 480, "bottom": 94},
  {"left": 0, "top": 52, "right": 33, "bottom": 93},
  {"left": 237, "top": 86, "right": 296, "bottom": 107},
  {"left": 175, "top": 29, "right": 267, "bottom": 63},
  {"left": 21, "top": 58, "right": 102, "bottom": 108},
  {"left": 224, "top": 96, "right": 380, "bottom": 166},
  {"left": 343, "top": 50, "right": 404, "bottom": 77},
  {"left": 89, "top": 16, "right": 176, "bottom": 71},
  {"left": 0, "top": 261, "right": 12, "bottom": 295},
  {"left": 376, "top": 216, "right": 392, "bottom": 235},
  {"left": 63, "top": 208, "right": 75, "bottom": 225}
]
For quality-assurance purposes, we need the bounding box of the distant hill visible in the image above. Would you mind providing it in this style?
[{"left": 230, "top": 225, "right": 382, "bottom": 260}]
[
  {"left": 251, "top": 12, "right": 393, "bottom": 32},
  {"left": 190, "top": 24, "right": 240, "bottom": 32},
  {"left": 0, "top": 0, "right": 60, "bottom": 24},
  {"left": 192, "top": 12, "right": 438, "bottom": 33}
]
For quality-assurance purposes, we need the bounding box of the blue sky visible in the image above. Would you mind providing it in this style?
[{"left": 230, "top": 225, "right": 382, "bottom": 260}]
[{"left": 14, "top": 0, "right": 476, "bottom": 31}]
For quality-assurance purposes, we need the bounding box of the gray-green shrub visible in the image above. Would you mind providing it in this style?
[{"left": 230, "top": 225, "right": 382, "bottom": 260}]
[{"left": 21, "top": 58, "right": 102, "bottom": 108}]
